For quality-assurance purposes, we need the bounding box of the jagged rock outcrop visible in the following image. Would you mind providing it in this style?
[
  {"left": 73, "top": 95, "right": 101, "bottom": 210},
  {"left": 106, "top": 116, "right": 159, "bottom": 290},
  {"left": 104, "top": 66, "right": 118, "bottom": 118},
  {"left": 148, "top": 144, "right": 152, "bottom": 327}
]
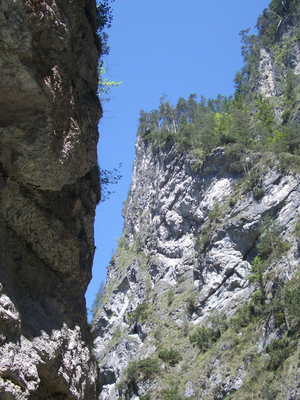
[
  {"left": 92, "top": 136, "right": 300, "bottom": 399},
  {"left": 0, "top": 0, "right": 101, "bottom": 398},
  {"left": 255, "top": 10, "right": 300, "bottom": 110}
]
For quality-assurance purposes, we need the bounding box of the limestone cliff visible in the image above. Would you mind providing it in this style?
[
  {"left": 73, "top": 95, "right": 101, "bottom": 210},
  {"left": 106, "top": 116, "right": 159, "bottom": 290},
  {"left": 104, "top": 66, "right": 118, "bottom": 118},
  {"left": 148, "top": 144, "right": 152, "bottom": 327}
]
[
  {"left": 0, "top": 0, "right": 101, "bottom": 398},
  {"left": 92, "top": 137, "right": 300, "bottom": 399}
]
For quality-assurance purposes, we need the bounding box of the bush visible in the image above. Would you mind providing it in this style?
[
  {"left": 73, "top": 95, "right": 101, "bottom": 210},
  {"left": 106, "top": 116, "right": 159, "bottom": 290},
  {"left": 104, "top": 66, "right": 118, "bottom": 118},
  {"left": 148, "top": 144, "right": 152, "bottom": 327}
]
[
  {"left": 127, "top": 303, "right": 149, "bottom": 324},
  {"left": 253, "top": 186, "right": 265, "bottom": 200},
  {"left": 261, "top": 384, "right": 278, "bottom": 400},
  {"left": 162, "top": 386, "right": 182, "bottom": 400},
  {"left": 140, "top": 395, "right": 151, "bottom": 400},
  {"left": 167, "top": 289, "right": 175, "bottom": 306},
  {"left": 229, "top": 301, "right": 257, "bottom": 331},
  {"left": 186, "top": 294, "right": 197, "bottom": 312},
  {"left": 229, "top": 196, "right": 237, "bottom": 207},
  {"left": 158, "top": 348, "right": 182, "bottom": 366},
  {"left": 189, "top": 326, "right": 220, "bottom": 351},
  {"left": 266, "top": 338, "right": 290, "bottom": 370},
  {"left": 154, "top": 326, "right": 162, "bottom": 342},
  {"left": 284, "top": 283, "right": 300, "bottom": 330},
  {"left": 208, "top": 201, "right": 220, "bottom": 221},
  {"left": 126, "top": 358, "right": 159, "bottom": 382},
  {"left": 177, "top": 276, "right": 185, "bottom": 284}
]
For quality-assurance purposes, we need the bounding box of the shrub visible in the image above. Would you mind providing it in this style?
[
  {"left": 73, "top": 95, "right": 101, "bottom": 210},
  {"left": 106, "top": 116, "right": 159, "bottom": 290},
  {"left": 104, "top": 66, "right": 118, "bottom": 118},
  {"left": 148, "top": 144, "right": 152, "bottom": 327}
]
[
  {"left": 167, "top": 289, "right": 175, "bottom": 306},
  {"left": 158, "top": 348, "right": 182, "bottom": 366},
  {"left": 127, "top": 303, "right": 149, "bottom": 324},
  {"left": 177, "top": 276, "right": 185, "bottom": 284},
  {"left": 266, "top": 338, "right": 290, "bottom": 370},
  {"left": 261, "top": 384, "right": 278, "bottom": 400},
  {"left": 284, "top": 284, "right": 300, "bottom": 330},
  {"left": 126, "top": 358, "right": 159, "bottom": 382},
  {"left": 162, "top": 386, "right": 182, "bottom": 400},
  {"left": 154, "top": 326, "right": 162, "bottom": 342},
  {"left": 140, "top": 395, "right": 151, "bottom": 400},
  {"left": 208, "top": 201, "right": 220, "bottom": 221},
  {"left": 229, "top": 301, "right": 257, "bottom": 331},
  {"left": 189, "top": 326, "right": 220, "bottom": 351},
  {"left": 229, "top": 196, "right": 237, "bottom": 207},
  {"left": 253, "top": 186, "right": 265, "bottom": 200},
  {"left": 186, "top": 293, "right": 197, "bottom": 312}
]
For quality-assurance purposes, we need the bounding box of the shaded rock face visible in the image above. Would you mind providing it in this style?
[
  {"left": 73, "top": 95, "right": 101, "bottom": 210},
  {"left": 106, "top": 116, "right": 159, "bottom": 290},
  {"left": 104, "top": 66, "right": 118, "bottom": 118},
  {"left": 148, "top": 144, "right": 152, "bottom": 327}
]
[
  {"left": 92, "top": 137, "right": 300, "bottom": 399},
  {"left": 0, "top": 0, "right": 101, "bottom": 398}
]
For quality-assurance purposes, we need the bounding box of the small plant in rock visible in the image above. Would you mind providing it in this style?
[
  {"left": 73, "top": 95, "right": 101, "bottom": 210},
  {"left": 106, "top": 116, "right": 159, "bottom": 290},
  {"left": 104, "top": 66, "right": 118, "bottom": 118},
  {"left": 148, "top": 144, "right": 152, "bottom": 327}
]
[
  {"left": 123, "top": 358, "right": 160, "bottom": 391},
  {"left": 177, "top": 276, "right": 185, "bottom": 284},
  {"left": 208, "top": 201, "right": 221, "bottom": 222},
  {"left": 154, "top": 326, "right": 162, "bottom": 342},
  {"left": 112, "top": 326, "right": 122, "bottom": 340},
  {"left": 229, "top": 196, "right": 238, "bottom": 207},
  {"left": 257, "top": 215, "right": 290, "bottom": 262},
  {"left": 189, "top": 326, "right": 220, "bottom": 352},
  {"left": 161, "top": 386, "right": 182, "bottom": 400},
  {"left": 229, "top": 300, "right": 258, "bottom": 331},
  {"left": 195, "top": 225, "right": 212, "bottom": 253},
  {"left": 186, "top": 293, "right": 197, "bottom": 312},
  {"left": 140, "top": 394, "right": 151, "bottom": 400},
  {"left": 293, "top": 220, "right": 300, "bottom": 238},
  {"left": 127, "top": 303, "right": 149, "bottom": 324},
  {"left": 158, "top": 348, "right": 182, "bottom": 366},
  {"left": 126, "top": 358, "right": 159, "bottom": 381},
  {"left": 284, "top": 275, "right": 300, "bottom": 331},
  {"left": 253, "top": 186, "right": 265, "bottom": 200},
  {"left": 261, "top": 383, "right": 278, "bottom": 400},
  {"left": 167, "top": 289, "right": 175, "bottom": 306},
  {"left": 247, "top": 256, "right": 266, "bottom": 303},
  {"left": 266, "top": 338, "right": 291, "bottom": 370}
]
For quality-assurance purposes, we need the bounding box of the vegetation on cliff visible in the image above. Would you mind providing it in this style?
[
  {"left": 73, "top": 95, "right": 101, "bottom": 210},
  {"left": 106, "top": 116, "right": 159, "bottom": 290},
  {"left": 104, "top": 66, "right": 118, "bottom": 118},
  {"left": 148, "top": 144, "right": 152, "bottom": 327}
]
[{"left": 137, "top": 1, "right": 300, "bottom": 166}]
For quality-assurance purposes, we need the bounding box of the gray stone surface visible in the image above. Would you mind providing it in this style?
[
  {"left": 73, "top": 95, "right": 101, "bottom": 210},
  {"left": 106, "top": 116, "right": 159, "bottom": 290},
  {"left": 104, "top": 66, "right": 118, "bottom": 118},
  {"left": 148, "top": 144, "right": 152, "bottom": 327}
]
[
  {"left": 0, "top": 0, "right": 101, "bottom": 398},
  {"left": 92, "top": 136, "right": 300, "bottom": 399}
]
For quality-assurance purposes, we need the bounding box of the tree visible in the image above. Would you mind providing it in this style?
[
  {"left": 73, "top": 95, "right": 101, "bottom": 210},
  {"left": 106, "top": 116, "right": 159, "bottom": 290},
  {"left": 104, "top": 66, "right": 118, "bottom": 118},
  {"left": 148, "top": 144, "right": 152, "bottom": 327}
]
[
  {"left": 257, "top": 215, "right": 289, "bottom": 261},
  {"left": 96, "top": 0, "right": 115, "bottom": 56},
  {"left": 187, "top": 93, "right": 197, "bottom": 123},
  {"left": 177, "top": 114, "right": 195, "bottom": 148},
  {"left": 96, "top": 0, "right": 122, "bottom": 102},
  {"left": 100, "top": 163, "right": 122, "bottom": 202},
  {"left": 255, "top": 94, "right": 276, "bottom": 134},
  {"left": 90, "top": 280, "right": 105, "bottom": 318},
  {"left": 247, "top": 256, "right": 266, "bottom": 303},
  {"left": 159, "top": 95, "right": 177, "bottom": 133},
  {"left": 176, "top": 97, "right": 188, "bottom": 120},
  {"left": 97, "top": 65, "right": 122, "bottom": 102},
  {"left": 284, "top": 120, "right": 300, "bottom": 154}
]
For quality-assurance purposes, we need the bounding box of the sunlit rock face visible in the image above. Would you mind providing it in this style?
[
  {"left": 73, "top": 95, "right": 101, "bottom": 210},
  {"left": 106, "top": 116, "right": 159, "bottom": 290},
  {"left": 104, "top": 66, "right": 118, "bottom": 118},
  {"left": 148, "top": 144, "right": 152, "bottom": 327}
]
[
  {"left": 255, "top": 17, "right": 300, "bottom": 101},
  {"left": 92, "top": 135, "right": 300, "bottom": 399},
  {"left": 0, "top": 0, "right": 101, "bottom": 398}
]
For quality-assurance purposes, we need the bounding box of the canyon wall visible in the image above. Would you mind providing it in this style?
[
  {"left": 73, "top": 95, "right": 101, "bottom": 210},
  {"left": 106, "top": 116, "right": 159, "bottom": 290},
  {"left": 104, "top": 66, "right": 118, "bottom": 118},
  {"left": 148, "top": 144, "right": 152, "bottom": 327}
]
[
  {"left": 0, "top": 0, "right": 101, "bottom": 398},
  {"left": 92, "top": 137, "right": 300, "bottom": 399}
]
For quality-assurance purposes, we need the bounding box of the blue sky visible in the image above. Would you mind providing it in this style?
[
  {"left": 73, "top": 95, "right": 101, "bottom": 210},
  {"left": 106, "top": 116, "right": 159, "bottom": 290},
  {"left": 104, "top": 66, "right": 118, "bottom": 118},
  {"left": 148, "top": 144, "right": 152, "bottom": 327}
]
[{"left": 85, "top": 0, "right": 271, "bottom": 316}]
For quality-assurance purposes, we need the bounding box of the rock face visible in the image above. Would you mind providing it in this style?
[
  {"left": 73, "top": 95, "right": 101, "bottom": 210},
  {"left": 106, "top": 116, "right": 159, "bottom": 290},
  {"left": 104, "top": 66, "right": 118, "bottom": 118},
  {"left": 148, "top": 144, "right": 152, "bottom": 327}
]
[
  {"left": 0, "top": 0, "right": 101, "bottom": 398},
  {"left": 255, "top": 13, "right": 300, "bottom": 105},
  {"left": 92, "top": 136, "right": 300, "bottom": 399}
]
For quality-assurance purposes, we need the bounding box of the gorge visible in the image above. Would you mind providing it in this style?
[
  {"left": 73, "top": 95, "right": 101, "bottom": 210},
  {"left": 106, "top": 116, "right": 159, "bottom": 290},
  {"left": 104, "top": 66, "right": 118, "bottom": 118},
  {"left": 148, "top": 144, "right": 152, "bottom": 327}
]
[{"left": 1, "top": 0, "right": 300, "bottom": 399}]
